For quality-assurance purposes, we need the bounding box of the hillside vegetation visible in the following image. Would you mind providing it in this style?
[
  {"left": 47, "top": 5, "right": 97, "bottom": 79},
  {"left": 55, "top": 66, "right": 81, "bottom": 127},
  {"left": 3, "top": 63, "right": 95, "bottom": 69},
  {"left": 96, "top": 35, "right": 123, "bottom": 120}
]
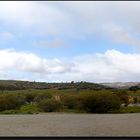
[
  {"left": 0, "top": 80, "right": 139, "bottom": 114},
  {"left": 0, "top": 80, "right": 113, "bottom": 91}
]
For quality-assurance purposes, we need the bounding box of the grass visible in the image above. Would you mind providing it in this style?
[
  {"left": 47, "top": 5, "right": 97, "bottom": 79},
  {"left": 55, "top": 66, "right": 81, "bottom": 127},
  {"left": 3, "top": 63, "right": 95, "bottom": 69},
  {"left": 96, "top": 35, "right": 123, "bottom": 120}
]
[
  {"left": 0, "top": 110, "right": 19, "bottom": 114},
  {"left": 119, "top": 106, "right": 140, "bottom": 113},
  {"left": 19, "top": 104, "right": 40, "bottom": 114},
  {"left": 1, "top": 106, "right": 140, "bottom": 114},
  {"left": 0, "top": 104, "right": 40, "bottom": 114},
  {"left": 108, "top": 106, "right": 140, "bottom": 113}
]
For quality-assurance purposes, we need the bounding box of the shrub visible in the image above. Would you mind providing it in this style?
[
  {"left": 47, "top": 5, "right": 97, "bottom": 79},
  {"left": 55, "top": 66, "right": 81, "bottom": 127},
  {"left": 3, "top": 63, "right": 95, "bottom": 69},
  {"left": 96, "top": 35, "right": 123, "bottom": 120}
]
[
  {"left": 60, "top": 94, "right": 79, "bottom": 109},
  {"left": 24, "top": 93, "right": 37, "bottom": 104},
  {"left": 118, "top": 106, "right": 140, "bottom": 113},
  {"left": 34, "top": 93, "right": 52, "bottom": 103},
  {"left": 37, "top": 98, "right": 62, "bottom": 112},
  {"left": 0, "top": 94, "right": 25, "bottom": 111},
  {"left": 79, "top": 92, "right": 121, "bottom": 113},
  {"left": 0, "top": 109, "right": 18, "bottom": 114},
  {"left": 19, "top": 104, "right": 40, "bottom": 114},
  {"left": 114, "top": 90, "right": 129, "bottom": 106},
  {"left": 129, "top": 86, "right": 140, "bottom": 92},
  {"left": 137, "top": 96, "right": 140, "bottom": 103},
  {"left": 133, "top": 97, "right": 138, "bottom": 104}
]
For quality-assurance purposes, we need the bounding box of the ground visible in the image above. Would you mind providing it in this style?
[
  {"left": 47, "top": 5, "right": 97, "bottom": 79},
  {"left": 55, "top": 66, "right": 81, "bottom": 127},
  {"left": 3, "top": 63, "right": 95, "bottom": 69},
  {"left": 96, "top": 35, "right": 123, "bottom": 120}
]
[{"left": 0, "top": 113, "right": 139, "bottom": 136}]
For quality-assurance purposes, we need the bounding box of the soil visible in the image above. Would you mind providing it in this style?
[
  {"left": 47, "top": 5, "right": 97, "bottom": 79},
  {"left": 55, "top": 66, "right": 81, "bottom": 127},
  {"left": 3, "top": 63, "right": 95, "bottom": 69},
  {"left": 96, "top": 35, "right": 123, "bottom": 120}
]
[{"left": 0, "top": 113, "right": 139, "bottom": 136}]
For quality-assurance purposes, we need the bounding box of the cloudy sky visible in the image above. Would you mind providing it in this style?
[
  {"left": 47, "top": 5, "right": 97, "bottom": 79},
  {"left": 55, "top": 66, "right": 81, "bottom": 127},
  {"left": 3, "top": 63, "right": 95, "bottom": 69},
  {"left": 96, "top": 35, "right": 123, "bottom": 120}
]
[{"left": 1, "top": 1, "right": 140, "bottom": 83}]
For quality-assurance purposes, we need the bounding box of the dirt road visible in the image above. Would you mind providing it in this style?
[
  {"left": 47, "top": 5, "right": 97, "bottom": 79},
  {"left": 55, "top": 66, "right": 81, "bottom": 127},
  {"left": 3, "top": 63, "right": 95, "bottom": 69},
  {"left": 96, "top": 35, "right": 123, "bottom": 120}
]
[{"left": 0, "top": 113, "right": 139, "bottom": 136}]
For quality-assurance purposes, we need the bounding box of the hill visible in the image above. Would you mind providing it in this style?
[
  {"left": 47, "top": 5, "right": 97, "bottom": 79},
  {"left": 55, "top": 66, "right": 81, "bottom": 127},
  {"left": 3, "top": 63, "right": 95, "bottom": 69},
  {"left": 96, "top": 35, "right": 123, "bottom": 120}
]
[
  {"left": 0, "top": 80, "right": 113, "bottom": 91},
  {"left": 100, "top": 82, "right": 140, "bottom": 89}
]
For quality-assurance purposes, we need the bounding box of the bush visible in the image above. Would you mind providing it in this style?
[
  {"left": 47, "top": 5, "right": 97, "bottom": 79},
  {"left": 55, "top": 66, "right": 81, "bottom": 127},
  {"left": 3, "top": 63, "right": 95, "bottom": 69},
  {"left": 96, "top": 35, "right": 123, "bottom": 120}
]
[
  {"left": 60, "top": 94, "right": 79, "bottom": 109},
  {"left": 0, "top": 109, "right": 18, "bottom": 114},
  {"left": 37, "top": 98, "right": 62, "bottom": 112},
  {"left": 0, "top": 94, "right": 25, "bottom": 111},
  {"left": 79, "top": 92, "right": 121, "bottom": 113},
  {"left": 114, "top": 90, "right": 129, "bottom": 106},
  {"left": 137, "top": 97, "right": 140, "bottom": 103},
  {"left": 118, "top": 106, "right": 140, "bottom": 113},
  {"left": 19, "top": 104, "right": 40, "bottom": 114},
  {"left": 24, "top": 93, "right": 37, "bottom": 104},
  {"left": 133, "top": 97, "right": 138, "bottom": 104},
  {"left": 34, "top": 93, "right": 52, "bottom": 103},
  {"left": 129, "top": 86, "right": 140, "bottom": 92}
]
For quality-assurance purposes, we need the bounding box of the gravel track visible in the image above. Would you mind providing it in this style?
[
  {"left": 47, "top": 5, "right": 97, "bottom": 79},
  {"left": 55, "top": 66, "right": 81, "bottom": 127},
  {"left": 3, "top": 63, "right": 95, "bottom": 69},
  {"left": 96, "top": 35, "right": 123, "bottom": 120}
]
[{"left": 0, "top": 113, "right": 139, "bottom": 136}]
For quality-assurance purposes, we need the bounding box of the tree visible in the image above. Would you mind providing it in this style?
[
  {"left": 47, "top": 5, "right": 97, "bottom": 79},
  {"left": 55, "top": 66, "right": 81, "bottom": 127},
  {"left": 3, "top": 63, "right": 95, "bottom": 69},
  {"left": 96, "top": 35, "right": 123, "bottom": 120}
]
[
  {"left": 129, "top": 86, "right": 140, "bottom": 92},
  {"left": 71, "top": 81, "right": 74, "bottom": 84}
]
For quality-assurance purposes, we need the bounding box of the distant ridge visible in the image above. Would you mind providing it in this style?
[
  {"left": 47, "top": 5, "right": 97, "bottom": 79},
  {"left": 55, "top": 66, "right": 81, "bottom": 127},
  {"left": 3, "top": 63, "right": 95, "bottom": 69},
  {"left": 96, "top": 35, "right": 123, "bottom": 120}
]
[
  {"left": 100, "top": 82, "right": 140, "bottom": 89},
  {"left": 0, "top": 79, "right": 139, "bottom": 90},
  {"left": 0, "top": 80, "right": 112, "bottom": 91}
]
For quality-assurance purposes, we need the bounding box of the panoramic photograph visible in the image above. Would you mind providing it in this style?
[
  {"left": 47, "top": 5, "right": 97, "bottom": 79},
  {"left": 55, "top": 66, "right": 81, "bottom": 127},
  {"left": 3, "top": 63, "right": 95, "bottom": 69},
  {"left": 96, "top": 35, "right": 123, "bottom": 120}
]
[{"left": 0, "top": 1, "right": 140, "bottom": 137}]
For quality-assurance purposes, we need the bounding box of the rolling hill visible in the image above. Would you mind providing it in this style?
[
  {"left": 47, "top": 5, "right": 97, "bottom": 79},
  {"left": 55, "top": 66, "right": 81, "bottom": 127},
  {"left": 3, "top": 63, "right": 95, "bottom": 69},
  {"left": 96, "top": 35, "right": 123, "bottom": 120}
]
[{"left": 0, "top": 80, "right": 113, "bottom": 91}]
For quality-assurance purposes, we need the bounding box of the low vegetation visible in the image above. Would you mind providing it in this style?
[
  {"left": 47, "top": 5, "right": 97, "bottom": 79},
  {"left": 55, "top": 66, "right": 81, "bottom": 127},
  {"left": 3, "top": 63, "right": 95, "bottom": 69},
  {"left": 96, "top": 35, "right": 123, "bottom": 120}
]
[
  {"left": 37, "top": 98, "right": 62, "bottom": 112},
  {"left": 79, "top": 92, "right": 121, "bottom": 113},
  {"left": 0, "top": 80, "right": 139, "bottom": 114}
]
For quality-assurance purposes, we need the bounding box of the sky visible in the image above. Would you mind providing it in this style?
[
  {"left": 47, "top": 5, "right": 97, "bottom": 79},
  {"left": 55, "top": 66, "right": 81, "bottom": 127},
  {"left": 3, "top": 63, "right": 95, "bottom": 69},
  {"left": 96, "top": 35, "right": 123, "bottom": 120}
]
[{"left": 1, "top": 1, "right": 140, "bottom": 82}]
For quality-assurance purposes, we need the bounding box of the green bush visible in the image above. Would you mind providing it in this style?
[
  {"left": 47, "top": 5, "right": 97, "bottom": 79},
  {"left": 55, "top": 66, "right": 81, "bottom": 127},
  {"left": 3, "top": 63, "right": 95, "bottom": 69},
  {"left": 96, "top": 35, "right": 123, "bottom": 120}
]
[
  {"left": 34, "top": 93, "right": 52, "bottom": 103},
  {"left": 79, "top": 92, "right": 121, "bottom": 113},
  {"left": 118, "top": 106, "right": 140, "bottom": 113},
  {"left": 19, "top": 104, "right": 40, "bottom": 114},
  {"left": 37, "top": 98, "right": 62, "bottom": 112},
  {"left": 114, "top": 90, "right": 129, "bottom": 106},
  {"left": 0, "top": 109, "right": 18, "bottom": 114},
  {"left": 60, "top": 94, "right": 79, "bottom": 109},
  {"left": 0, "top": 94, "right": 25, "bottom": 111},
  {"left": 24, "top": 93, "right": 37, "bottom": 104}
]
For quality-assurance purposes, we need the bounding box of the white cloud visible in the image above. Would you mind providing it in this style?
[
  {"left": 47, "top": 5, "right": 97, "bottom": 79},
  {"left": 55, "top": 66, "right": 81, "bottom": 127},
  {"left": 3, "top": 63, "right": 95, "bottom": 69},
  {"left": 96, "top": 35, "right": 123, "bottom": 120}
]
[
  {"left": 70, "top": 50, "right": 140, "bottom": 82},
  {"left": 0, "top": 49, "right": 73, "bottom": 74},
  {"left": 0, "top": 1, "right": 75, "bottom": 34},
  {"left": 2, "top": 1, "right": 140, "bottom": 45},
  {"left": 37, "top": 49, "right": 140, "bottom": 82},
  {"left": 0, "top": 49, "right": 140, "bottom": 82},
  {"left": 1, "top": 2, "right": 140, "bottom": 82}
]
